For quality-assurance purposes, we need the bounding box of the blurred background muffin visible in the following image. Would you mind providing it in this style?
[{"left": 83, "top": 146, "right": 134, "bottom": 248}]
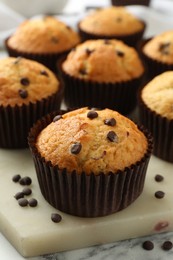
[
  {"left": 78, "top": 6, "right": 146, "bottom": 47},
  {"left": 0, "top": 56, "right": 63, "bottom": 148},
  {"left": 28, "top": 107, "right": 153, "bottom": 217},
  {"left": 5, "top": 16, "right": 81, "bottom": 72},
  {"left": 138, "top": 71, "right": 173, "bottom": 162},
  {"left": 140, "top": 31, "right": 173, "bottom": 80},
  {"left": 60, "top": 39, "right": 145, "bottom": 115}
]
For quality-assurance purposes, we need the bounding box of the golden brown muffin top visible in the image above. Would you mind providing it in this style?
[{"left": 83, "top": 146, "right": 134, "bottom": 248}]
[
  {"left": 0, "top": 57, "right": 59, "bottom": 107},
  {"left": 62, "top": 39, "right": 144, "bottom": 83},
  {"left": 143, "top": 31, "right": 173, "bottom": 64},
  {"left": 36, "top": 107, "right": 148, "bottom": 175},
  {"left": 141, "top": 71, "right": 173, "bottom": 120},
  {"left": 79, "top": 7, "right": 144, "bottom": 36},
  {"left": 7, "top": 16, "right": 80, "bottom": 54}
]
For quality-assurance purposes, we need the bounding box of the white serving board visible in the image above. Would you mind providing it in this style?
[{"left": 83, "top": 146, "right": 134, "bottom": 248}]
[{"left": 0, "top": 147, "right": 173, "bottom": 257}]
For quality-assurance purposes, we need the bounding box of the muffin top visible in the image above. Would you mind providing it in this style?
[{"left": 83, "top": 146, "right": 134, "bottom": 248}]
[
  {"left": 143, "top": 31, "right": 173, "bottom": 64},
  {"left": 0, "top": 57, "right": 59, "bottom": 107},
  {"left": 62, "top": 39, "right": 144, "bottom": 83},
  {"left": 36, "top": 107, "right": 148, "bottom": 175},
  {"left": 7, "top": 16, "right": 80, "bottom": 54},
  {"left": 79, "top": 7, "right": 144, "bottom": 36},
  {"left": 141, "top": 71, "right": 173, "bottom": 120}
]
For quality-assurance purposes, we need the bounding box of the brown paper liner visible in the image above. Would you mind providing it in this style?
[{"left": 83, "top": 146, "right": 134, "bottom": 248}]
[
  {"left": 28, "top": 110, "right": 153, "bottom": 217},
  {"left": 5, "top": 37, "right": 72, "bottom": 73},
  {"left": 111, "top": 0, "right": 150, "bottom": 6},
  {"left": 60, "top": 65, "right": 144, "bottom": 115},
  {"left": 138, "top": 89, "right": 173, "bottom": 162},
  {"left": 78, "top": 21, "right": 146, "bottom": 47},
  {"left": 138, "top": 38, "right": 173, "bottom": 80},
  {"left": 0, "top": 85, "right": 63, "bottom": 149}
]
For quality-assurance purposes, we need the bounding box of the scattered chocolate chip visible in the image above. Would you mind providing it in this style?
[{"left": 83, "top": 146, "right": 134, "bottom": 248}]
[
  {"left": 51, "top": 36, "right": 59, "bottom": 43},
  {"left": 104, "top": 39, "right": 111, "bottom": 45},
  {"left": 116, "top": 50, "right": 124, "bottom": 57},
  {"left": 79, "top": 67, "right": 87, "bottom": 75},
  {"left": 51, "top": 213, "right": 62, "bottom": 223},
  {"left": 14, "top": 192, "right": 24, "bottom": 200},
  {"left": 28, "top": 198, "right": 38, "bottom": 207},
  {"left": 87, "top": 110, "right": 98, "bottom": 119},
  {"left": 22, "top": 187, "right": 32, "bottom": 196},
  {"left": 18, "top": 89, "right": 28, "bottom": 99},
  {"left": 104, "top": 118, "right": 116, "bottom": 126},
  {"left": 155, "top": 174, "right": 164, "bottom": 182},
  {"left": 85, "top": 48, "right": 94, "bottom": 56},
  {"left": 155, "top": 190, "right": 165, "bottom": 199},
  {"left": 162, "top": 241, "right": 173, "bottom": 251},
  {"left": 159, "top": 42, "right": 170, "bottom": 55},
  {"left": 71, "top": 142, "right": 82, "bottom": 155},
  {"left": 53, "top": 115, "right": 62, "bottom": 122},
  {"left": 142, "top": 240, "right": 154, "bottom": 250},
  {"left": 107, "top": 131, "right": 118, "bottom": 142},
  {"left": 40, "top": 70, "right": 49, "bottom": 77},
  {"left": 18, "top": 198, "right": 28, "bottom": 207},
  {"left": 20, "top": 77, "right": 30, "bottom": 86},
  {"left": 19, "top": 176, "right": 32, "bottom": 186},
  {"left": 66, "top": 25, "right": 71, "bottom": 30},
  {"left": 127, "top": 131, "right": 129, "bottom": 136},
  {"left": 12, "top": 174, "right": 21, "bottom": 183}
]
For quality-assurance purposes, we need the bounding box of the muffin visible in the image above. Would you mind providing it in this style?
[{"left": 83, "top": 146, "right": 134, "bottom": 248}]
[
  {"left": 0, "top": 56, "right": 63, "bottom": 148},
  {"left": 111, "top": 0, "right": 150, "bottom": 6},
  {"left": 5, "top": 16, "right": 81, "bottom": 72},
  {"left": 138, "top": 71, "right": 173, "bottom": 162},
  {"left": 60, "top": 39, "right": 145, "bottom": 115},
  {"left": 78, "top": 7, "right": 146, "bottom": 47},
  {"left": 28, "top": 107, "right": 153, "bottom": 217},
  {"left": 141, "top": 31, "right": 173, "bottom": 80}
]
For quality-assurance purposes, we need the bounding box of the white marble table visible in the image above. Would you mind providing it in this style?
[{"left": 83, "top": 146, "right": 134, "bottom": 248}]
[{"left": 0, "top": 0, "right": 173, "bottom": 259}]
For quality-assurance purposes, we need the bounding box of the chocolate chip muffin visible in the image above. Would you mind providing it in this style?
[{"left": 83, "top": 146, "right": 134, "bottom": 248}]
[
  {"left": 141, "top": 31, "right": 173, "bottom": 79},
  {"left": 0, "top": 57, "right": 63, "bottom": 148},
  {"left": 28, "top": 107, "right": 153, "bottom": 217},
  {"left": 138, "top": 71, "right": 173, "bottom": 162},
  {"left": 5, "top": 16, "right": 81, "bottom": 72},
  {"left": 60, "top": 39, "right": 145, "bottom": 114},
  {"left": 78, "top": 6, "right": 146, "bottom": 47}
]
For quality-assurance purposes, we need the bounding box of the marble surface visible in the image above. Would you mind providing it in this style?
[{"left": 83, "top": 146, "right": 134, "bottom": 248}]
[{"left": 0, "top": 0, "right": 173, "bottom": 259}]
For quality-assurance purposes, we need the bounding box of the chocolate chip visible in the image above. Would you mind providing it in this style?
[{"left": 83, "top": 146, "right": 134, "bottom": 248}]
[
  {"left": 104, "top": 118, "right": 116, "bottom": 126},
  {"left": 53, "top": 115, "right": 62, "bottom": 122},
  {"left": 22, "top": 187, "right": 32, "bottom": 196},
  {"left": 116, "top": 17, "right": 122, "bottom": 22},
  {"left": 155, "top": 174, "right": 164, "bottom": 182},
  {"left": 142, "top": 240, "right": 154, "bottom": 250},
  {"left": 66, "top": 25, "right": 71, "bottom": 30},
  {"left": 116, "top": 50, "right": 124, "bottom": 57},
  {"left": 51, "top": 213, "right": 62, "bottom": 223},
  {"left": 19, "top": 176, "right": 32, "bottom": 186},
  {"left": 162, "top": 241, "right": 173, "bottom": 251},
  {"left": 20, "top": 77, "right": 30, "bottom": 86},
  {"left": 40, "top": 70, "right": 49, "bottom": 77},
  {"left": 104, "top": 39, "right": 111, "bottom": 45},
  {"left": 12, "top": 174, "right": 21, "bottom": 183},
  {"left": 85, "top": 48, "right": 94, "bottom": 56},
  {"left": 51, "top": 36, "right": 59, "bottom": 43},
  {"left": 155, "top": 190, "right": 165, "bottom": 199},
  {"left": 159, "top": 42, "right": 170, "bottom": 55},
  {"left": 14, "top": 192, "right": 24, "bottom": 200},
  {"left": 71, "top": 142, "right": 82, "bottom": 154},
  {"left": 79, "top": 67, "right": 87, "bottom": 75},
  {"left": 28, "top": 198, "right": 38, "bottom": 207},
  {"left": 127, "top": 131, "right": 129, "bottom": 136},
  {"left": 18, "top": 89, "right": 28, "bottom": 99},
  {"left": 87, "top": 110, "right": 98, "bottom": 119},
  {"left": 18, "top": 198, "right": 28, "bottom": 207},
  {"left": 107, "top": 131, "right": 118, "bottom": 142}
]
